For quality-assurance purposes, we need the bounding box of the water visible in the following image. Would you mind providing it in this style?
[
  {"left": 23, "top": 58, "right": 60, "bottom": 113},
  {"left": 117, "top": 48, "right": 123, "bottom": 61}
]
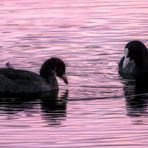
[{"left": 0, "top": 0, "right": 148, "bottom": 147}]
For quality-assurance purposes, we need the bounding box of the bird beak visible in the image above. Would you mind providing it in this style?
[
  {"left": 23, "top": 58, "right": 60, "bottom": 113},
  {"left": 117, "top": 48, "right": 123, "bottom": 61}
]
[
  {"left": 123, "top": 57, "right": 130, "bottom": 69},
  {"left": 61, "top": 74, "right": 68, "bottom": 85},
  {"left": 123, "top": 48, "right": 130, "bottom": 69}
]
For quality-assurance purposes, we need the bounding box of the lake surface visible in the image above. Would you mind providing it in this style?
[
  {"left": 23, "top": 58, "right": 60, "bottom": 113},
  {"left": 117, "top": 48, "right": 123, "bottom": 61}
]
[{"left": 0, "top": 0, "right": 148, "bottom": 147}]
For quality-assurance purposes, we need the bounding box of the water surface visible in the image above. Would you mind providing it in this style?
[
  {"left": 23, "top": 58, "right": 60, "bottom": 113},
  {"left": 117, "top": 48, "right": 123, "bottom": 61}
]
[{"left": 0, "top": 0, "right": 148, "bottom": 147}]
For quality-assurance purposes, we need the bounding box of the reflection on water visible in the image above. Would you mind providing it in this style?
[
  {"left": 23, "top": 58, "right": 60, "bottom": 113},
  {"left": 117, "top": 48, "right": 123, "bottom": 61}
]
[
  {"left": 41, "top": 90, "right": 68, "bottom": 125},
  {"left": 122, "top": 78, "right": 148, "bottom": 117},
  {"left": 126, "top": 96, "right": 148, "bottom": 117},
  {"left": 0, "top": 90, "right": 68, "bottom": 126},
  {"left": 0, "top": 0, "right": 148, "bottom": 147}
]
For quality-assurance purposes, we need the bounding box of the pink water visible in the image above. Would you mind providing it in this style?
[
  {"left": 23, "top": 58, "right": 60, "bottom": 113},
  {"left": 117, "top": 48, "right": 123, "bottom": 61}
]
[{"left": 0, "top": 0, "right": 148, "bottom": 147}]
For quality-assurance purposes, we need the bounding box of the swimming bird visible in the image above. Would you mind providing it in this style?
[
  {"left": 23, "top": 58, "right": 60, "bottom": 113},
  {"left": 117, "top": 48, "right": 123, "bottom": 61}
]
[
  {"left": 118, "top": 40, "right": 148, "bottom": 78},
  {"left": 0, "top": 57, "right": 68, "bottom": 95},
  {"left": 119, "top": 40, "right": 148, "bottom": 94}
]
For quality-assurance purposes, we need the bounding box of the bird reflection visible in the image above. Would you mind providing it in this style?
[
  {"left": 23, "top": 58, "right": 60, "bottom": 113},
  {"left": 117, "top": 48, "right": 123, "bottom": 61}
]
[
  {"left": 41, "top": 90, "right": 68, "bottom": 125},
  {"left": 0, "top": 90, "right": 68, "bottom": 125},
  {"left": 122, "top": 78, "right": 148, "bottom": 117}
]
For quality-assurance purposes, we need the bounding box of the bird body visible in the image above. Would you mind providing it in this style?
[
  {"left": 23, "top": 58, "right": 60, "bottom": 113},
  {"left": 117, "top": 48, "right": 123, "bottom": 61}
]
[
  {"left": 118, "top": 40, "right": 148, "bottom": 78},
  {"left": 119, "top": 40, "right": 148, "bottom": 94},
  {"left": 0, "top": 57, "right": 68, "bottom": 95}
]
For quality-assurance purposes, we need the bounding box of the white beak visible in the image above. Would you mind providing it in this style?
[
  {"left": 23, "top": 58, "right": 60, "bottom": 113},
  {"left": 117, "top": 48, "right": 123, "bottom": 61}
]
[
  {"left": 123, "top": 48, "right": 130, "bottom": 69},
  {"left": 123, "top": 57, "right": 130, "bottom": 69}
]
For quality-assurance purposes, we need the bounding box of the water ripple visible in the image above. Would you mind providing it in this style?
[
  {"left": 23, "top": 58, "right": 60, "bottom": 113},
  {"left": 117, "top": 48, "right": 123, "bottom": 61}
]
[{"left": 0, "top": 0, "right": 148, "bottom": 147}]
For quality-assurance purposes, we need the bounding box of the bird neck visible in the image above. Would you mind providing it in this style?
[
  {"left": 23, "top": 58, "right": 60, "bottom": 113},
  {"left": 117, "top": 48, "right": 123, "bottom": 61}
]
[
  {"left": 40, "top": 67, "right": 59, "bottom": 90},
  {"left": 47, "top": 71, "right": 59, "bottom": 90}
]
